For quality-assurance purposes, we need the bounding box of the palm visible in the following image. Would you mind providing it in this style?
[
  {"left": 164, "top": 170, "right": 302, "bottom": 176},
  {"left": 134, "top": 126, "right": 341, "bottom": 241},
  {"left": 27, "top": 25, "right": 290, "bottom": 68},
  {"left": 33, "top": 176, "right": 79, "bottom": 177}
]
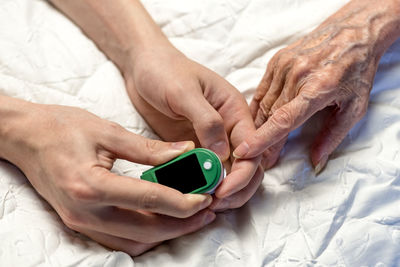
[{"left": 127, "top": 85, "right": 200, "bottom": 145}]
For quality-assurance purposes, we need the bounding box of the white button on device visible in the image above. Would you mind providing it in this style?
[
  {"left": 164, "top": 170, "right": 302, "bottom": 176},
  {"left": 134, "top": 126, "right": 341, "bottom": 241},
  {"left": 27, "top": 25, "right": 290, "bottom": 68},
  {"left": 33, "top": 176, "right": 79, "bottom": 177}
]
[{"left": 203, "top": 161, "right": 212, "bottom": 170}]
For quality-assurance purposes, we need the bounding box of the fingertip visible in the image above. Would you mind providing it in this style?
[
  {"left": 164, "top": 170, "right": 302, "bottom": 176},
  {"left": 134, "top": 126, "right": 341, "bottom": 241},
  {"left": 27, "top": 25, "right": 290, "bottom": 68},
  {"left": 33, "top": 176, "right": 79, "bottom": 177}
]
[
  {"left": 314, "top": 154, "right": 328, "bottom": 174},
  {"left": 214, "top": 180, "right": 230, "bottom": 199},
  {"left": 171, "top": 141, "right": 195, "bottom": 152},
  {"left": 149, "top": 141, "right": 195, "bottom": 165},
  {"left": 311, "top": 141, "right": 329, "bottom": 174},
  {"left": 185, "top": 193, "right": 213, "bottom": 209},
  {"left": 203, "top": 210, "right": 216, "bottom": 225},
  {"left": 213, "top": 182, "right": 237, "bottom": 200},
  {"left": 214, "top": 189, "right": 226, "bottom": 200},
  {"left": 209, "top": 140, "right": 230, "bottom": 161},
  {"left": 310, "top": 133, "right": 331, "bottom": 171},
  {"left": 310, "top": 146, "right": 321, "bottom": 168},
  {"left": 233, "top": 141, "right": 249, "bottom": 159}
]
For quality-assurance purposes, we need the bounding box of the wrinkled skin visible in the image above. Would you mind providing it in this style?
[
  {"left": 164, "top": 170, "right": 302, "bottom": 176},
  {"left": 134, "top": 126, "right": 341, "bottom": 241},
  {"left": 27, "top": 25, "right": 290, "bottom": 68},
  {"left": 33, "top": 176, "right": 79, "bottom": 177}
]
[{"left": 234, "top": 0, "right": 400, "bottom": 171}]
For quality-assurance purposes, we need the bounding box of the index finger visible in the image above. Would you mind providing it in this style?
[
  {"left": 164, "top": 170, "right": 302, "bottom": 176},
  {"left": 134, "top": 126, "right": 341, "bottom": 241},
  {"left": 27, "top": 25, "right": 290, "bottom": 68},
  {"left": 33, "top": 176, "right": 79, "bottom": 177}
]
[
  {"left": 233, "top": 88, "right": 335, "bottom": 159},
  {"left": 214, "top": 84, "right": 256, "bottom": 148},
  {"left": 215, "top": 156, "right": 261, "bottom": 199},
  {"left": 92, "top": 168, "right": 212, "bottom": 218}
]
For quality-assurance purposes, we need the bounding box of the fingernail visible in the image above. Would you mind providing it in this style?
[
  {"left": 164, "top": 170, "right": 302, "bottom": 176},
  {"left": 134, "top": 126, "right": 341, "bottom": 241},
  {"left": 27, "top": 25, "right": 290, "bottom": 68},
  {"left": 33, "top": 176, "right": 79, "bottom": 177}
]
[
  {"left": 201, "top": 194, "right": 213, "bottom": 209},
  {"left": 233, "top": 142, "right": 249, "bottom": 159},
  {"left": 315, "top": 154, "right": 329, "bottom": 174},
  {"left": 203, "top": 211, "right": 216, "bottom": 225},
  {"left": 210, "top": 141, "right": 229, "bottom": 158},
  {"left": 186, "top": 194, "right": 212, "bottom": 209},
  {"left": 171, "top": 141, "right": 192, "bottom": 151}
]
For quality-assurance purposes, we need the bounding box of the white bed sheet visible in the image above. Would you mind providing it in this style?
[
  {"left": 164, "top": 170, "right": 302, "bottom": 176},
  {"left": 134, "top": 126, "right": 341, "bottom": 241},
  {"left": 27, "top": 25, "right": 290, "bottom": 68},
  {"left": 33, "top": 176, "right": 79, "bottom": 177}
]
[{"left": 1, "top": 0, "right": 400, "bottom": 266}]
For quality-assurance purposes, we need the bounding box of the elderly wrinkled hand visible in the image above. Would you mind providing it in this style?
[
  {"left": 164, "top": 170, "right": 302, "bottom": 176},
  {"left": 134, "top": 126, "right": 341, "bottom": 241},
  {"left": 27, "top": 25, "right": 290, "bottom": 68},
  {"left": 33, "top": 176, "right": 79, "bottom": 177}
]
[{"left": 234, "top": 0, "right": 400, "bottom": 172}]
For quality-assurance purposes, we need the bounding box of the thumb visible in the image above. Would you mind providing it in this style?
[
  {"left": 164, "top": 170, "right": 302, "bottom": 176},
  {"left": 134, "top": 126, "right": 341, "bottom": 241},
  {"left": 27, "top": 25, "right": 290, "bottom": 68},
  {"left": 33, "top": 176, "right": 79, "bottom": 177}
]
[
  {"left": 311, "top": 99, "right": 368, "bottom": 173},
  {"left": 175, "top": 91, "right": 230, "bottom": 161},
  {"left": 102, "top": 124, "right": 195, "bottom": 165}
]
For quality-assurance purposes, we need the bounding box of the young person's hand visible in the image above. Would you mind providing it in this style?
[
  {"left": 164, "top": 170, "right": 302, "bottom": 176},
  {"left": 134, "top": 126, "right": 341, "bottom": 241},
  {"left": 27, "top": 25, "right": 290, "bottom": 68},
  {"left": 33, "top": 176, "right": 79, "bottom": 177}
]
[
  {"left": 125, "top": 44, "right": 263, "bottom": 211},
  {"left": 0, "top": 96, "right": 215, "bottom": 256},
  {"left": 235, "top": 0, "right": 400, "bottom": 172},
  {"left": 49, "top": 0, "right": 263, "bottom": 213}
]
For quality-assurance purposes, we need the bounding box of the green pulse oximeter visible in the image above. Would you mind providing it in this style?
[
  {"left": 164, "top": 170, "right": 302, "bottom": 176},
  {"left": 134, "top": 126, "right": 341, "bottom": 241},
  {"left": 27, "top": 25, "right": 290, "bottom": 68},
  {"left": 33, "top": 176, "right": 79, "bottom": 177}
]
[{"left": 140, "top": 148, "right": 225, "bottom": 194}]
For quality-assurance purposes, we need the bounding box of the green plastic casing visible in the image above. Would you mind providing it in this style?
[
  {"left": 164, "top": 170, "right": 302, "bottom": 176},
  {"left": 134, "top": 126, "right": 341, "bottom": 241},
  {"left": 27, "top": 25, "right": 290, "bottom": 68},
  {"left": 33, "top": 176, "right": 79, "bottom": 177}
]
[{"left": 140, "top": 148, "right": 223, "bottom": 194}]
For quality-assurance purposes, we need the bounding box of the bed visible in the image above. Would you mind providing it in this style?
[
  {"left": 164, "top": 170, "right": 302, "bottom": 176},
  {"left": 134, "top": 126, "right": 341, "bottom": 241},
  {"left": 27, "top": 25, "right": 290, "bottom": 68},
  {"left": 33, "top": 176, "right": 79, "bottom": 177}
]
[{"left": 1, "top": 0, "right": 400, "bottom": 266}]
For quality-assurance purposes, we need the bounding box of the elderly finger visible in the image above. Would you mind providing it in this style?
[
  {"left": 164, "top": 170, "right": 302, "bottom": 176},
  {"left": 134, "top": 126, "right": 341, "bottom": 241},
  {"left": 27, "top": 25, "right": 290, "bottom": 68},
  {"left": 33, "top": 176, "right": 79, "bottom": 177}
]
[
  {"left": 254, "top": 67, "right": 289, "bottom": 128},
  {"left": 261, "top": 135, "right": 288, "bottom": 170},
  {"left": 311, "top": 97, "right": 368, "bottom": 173},
  {"left": 268, "top": 68, "right": 304, "bottom": 117},
  {"left": 250, "top": 67, "right": 274, "bottom": 118},
  {"left": 234, "top": 86, "right": 337, "bottom": 159}
]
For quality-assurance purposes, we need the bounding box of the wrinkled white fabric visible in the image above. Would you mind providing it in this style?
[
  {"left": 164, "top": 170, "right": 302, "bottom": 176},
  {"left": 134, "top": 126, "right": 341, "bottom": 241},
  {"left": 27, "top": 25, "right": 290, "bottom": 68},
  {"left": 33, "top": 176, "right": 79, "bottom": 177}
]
[{"left": 1, "top": 0, "right": 400, "bottom": 266}]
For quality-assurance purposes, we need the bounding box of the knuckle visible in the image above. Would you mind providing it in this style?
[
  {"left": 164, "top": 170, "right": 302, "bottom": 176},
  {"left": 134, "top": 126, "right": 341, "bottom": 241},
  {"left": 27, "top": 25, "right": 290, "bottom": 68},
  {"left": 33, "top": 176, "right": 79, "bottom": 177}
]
[
  {"left": 144, "top": 140, "right": 166, "bottom": 163},
  {"left": 299, "top": 86, "right": 329, "bottom": 107},
  {"left": 273, "top": 49, "right": 286, "bottom": 62},
  {"left": 259, "top": 100, "right": 272, "bottom": 117},
  {"left": 253, "top": 87, "right": 266, "bottom": 101},
  {"left": 200, "top": 114, "right": 224, "bottom": 132},
  {"left": 275, "top": 51, "right": 295, "bottom": 68},
  {"left": 295, "top": 56, "right": 310, "bottom": 69},
  {"left": 167, "top": 83, "right": 187, "bottom": 99},
  {"left": 293, "top": 58, "right": 310, "bottom": 79},
  {"left": 140, "top": 189, "right": 160, "bottom": 211},
  {"left": 353, "top": 101, "right": 368, "bottom": 119},
  {"left": 66, "top": 180, "right": 103, "bottom": 204},
  {"left": 107, "top": 121, "right": 124, "bottom": 133},
  {"left": 270, "top": 107, "right": 294, "bottom": 130},
  {"left": 300, "top": 86, "right": 320, "bottom": 100},
  {"left": 145, "top": 139, "right": 159, "bottom": 154}
]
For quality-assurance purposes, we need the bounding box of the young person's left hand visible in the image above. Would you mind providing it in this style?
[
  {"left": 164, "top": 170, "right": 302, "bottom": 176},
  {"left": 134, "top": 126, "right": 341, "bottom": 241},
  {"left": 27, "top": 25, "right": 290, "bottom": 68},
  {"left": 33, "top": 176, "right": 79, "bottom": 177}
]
[{"left": 125, "top": 43, "right": 263, "bottom": 211}]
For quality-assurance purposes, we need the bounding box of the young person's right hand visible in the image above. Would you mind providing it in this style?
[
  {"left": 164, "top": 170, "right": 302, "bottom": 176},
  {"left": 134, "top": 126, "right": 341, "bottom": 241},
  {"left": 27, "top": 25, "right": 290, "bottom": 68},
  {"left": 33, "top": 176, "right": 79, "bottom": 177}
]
[{"left": 0, "top": 96, "right": 215, "bottom": 256}]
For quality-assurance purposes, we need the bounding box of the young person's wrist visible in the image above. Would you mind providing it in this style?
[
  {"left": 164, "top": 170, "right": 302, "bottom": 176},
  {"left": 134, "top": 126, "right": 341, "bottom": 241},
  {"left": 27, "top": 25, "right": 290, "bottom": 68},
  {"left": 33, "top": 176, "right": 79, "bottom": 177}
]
[
  {"left": 0, "top": 95, "right": 35, "bottom": 162},
  {"left": 122, "top": 38, "right": 182, "bottom": 80}
]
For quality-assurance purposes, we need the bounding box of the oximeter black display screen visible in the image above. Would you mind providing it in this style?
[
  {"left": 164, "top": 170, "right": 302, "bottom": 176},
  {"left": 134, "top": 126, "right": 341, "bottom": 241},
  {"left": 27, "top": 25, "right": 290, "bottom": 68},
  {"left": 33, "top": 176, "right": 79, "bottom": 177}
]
[{"left": 155, "top": 154, "right": 207, "bottom": 193}]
